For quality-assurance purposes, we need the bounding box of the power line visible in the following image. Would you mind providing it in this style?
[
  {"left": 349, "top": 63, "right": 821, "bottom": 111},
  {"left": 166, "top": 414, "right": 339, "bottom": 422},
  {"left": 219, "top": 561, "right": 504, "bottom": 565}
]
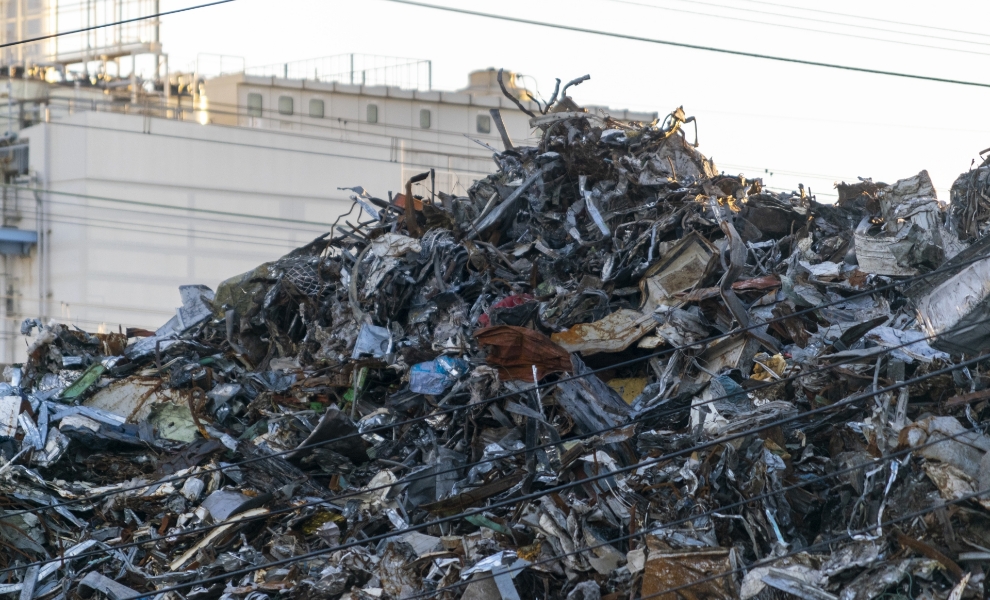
[
  {"left": 41, "top": 214, "right": 305, "bottom": 249},
  {"left": 735, "top": 0, "right": 990, "bottom": 41},
  {"left": 41, "top": 202, "right": 328, "bottom": 244},
  {"left": 605, "top": 0, "right": 990, "bottom": 51},
  {"left": 43, "top": 100, "right": 865, "bottom": 192},
  {"left": 26, "top": 190, "right": 344, "bottom": 234},
  {"left": 0, "top": 0, "right": 237, "bottom": 49},
  {"left": 41, "top": 200, "right": 326, "bottom": 242},
  {"left": 38, "top": 94, "right": 980, "bottom": 195},
  {"left": 2, "top": 311, "right": 984, "bottom": 599},
  {"left": 4, "top": 377, "right": 978, "bottom": 581},
  {"left": 379, "top": 0, "right": 990, "bottom": 89},
  {"left": 6, "top": 184, "right": 343, "bottom": 229},
  {"left": 8, "top": 248, "right": 990, "bottom": 526},
  {"left": 415, "top": 434, "right": 990, "bottom": 600},
  {"left": 123, "top": 348, "right": 990, "bottom": 598},
  {"left": 765, "top": 185, "right": 838, "bottom": 198},
  {"left": 719, "top": 161, "right": 853, "bottom": 181},
  {"left": 40, "top": 95, "right": 542, "bottom": 146},
  {"left": 0, "top": 292, "right": 174, "bottom": 317},
  {"left": 6, "top": 201, "right": 990, "bottom": 527},
  {"left": 0, "top": 308, "right": 968, "bottom": 533},
  {"left": 641, "top": 487, "right": 989, "bottom": 598},
  {"left": 44, "top": 118, "right": 499, "bottom": 178},
  {"left": 6, "top": 307, "right": 971, "bottom": 528},
  {"left": 146, "top": 97, "right": 538, "bottom": 151}
]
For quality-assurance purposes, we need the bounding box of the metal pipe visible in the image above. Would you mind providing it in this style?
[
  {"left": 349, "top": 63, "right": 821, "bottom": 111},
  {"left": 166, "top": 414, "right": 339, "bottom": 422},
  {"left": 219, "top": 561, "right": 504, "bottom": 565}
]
[{"left": 84, "top": 0, "right": 91, "bottom": 78}]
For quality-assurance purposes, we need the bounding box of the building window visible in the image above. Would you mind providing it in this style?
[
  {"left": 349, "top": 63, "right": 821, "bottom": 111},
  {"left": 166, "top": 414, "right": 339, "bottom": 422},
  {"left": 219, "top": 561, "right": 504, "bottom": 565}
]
[
  {"left": 420, "top": 108, "right": 431, "bottom": 129},
  {"left": 477, "top": 114, "right": 491, "bottom": 134},
  {"left": 6, "top": 2, "right": 17, "bottom": 18},
  {"left": 367, "top": 104, "right": 378, "bottom": 123},
  {"left": 247, "top": 93, "right": 263, "bottom": 118},
  {"left": 26, "top": 0, "right": 42, "bottom": 12},
  {"left": 25, "top": 18, "right": 40, "bottom": 35},
  {"left": 278, "top": 96, "right": 294, "bottom": 116},
  {"left": 309, "top": 99, "right": 324, "bottom": 118}
]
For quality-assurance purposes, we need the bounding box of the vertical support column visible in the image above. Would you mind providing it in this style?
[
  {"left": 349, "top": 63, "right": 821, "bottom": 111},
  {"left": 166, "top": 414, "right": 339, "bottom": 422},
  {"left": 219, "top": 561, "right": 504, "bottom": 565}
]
[
  {"left": 130, "top": 53, "right": 137, "bottom": 103},
  {"left": 54, "top": 0, "right": 59, "bottom": 60},
  {"left": 84, "top": 0, "right": 91, "bottom": 78},
  {"left": 163, "top": 54, "right": 170, "bottom": 111}
]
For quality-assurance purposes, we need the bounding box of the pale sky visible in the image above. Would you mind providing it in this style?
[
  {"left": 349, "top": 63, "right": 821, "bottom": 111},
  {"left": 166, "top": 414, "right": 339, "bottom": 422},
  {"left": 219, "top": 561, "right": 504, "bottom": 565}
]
[{"left": 157, "top": 0, "right": 990, "bottom": 202}]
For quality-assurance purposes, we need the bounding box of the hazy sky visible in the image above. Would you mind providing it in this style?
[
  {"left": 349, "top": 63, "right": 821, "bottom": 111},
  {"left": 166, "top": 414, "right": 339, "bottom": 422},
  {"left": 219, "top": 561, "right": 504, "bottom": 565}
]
[{"left": 157, "top": 0, "right": 990, "bottom": 201}]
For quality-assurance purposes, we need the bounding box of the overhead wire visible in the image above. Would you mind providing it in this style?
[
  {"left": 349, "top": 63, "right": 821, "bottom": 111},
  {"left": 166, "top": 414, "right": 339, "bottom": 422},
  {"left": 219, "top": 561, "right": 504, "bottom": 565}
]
[
  {"left": 146, "top": 95, "right": 546, "bottom": 142},
  {"left": 43, "top": 119, "right": 499, "bottom": 178},
  {"left": 733, "top": 0, "right": 990, "bottom": 41},
  {"left": 0, "top": 0, "right": 237, "bottom": 49},
  {"left": 41, "top": 214, "right": 311, "bottom": 249},
  {"left": 85, "top": 98, "right": 532, "bottom": 158},
  {"left": 0, "top": 292, "right": 175, "bottom": 317},
  {"left": 378, "top": 0, "right": 990, "bottom": 89},
  {"left": 603, "top": 0, "right": 990, "bottom": 53},
  {"left": 30, "top": 193, "right": 343, "bottom": 237},
  {"left": 1, "top": 304, "right": 980, "bottom": 531},
  {"left": 640, "top": 488, "right": 990, "bottom": 598},
  {"left": 42, "top": 102, "right": 860, "bottom": 200},
  {"left": 2, "top": 370, "right": 981, "bottom": 581},
  {"left": 718, "top": 162, "right": 854, "bottom": 182},
  {"left": 408, "top": 438, "right": 990, "bottom": 600},
  {"left": 6, "top": 240, "right": 990, "bottom": 523},
  {"left": 41, "top": 95, "right": 961, "bottom": 197},
  {"left": 121, "top": 349, "right": 990, "bottom": 598},
  {"left": 42, "top": 202, "right": 326, "bottom": 242},
  {"left": 5, "top": 184, "right": 345, "bottom": 230}
]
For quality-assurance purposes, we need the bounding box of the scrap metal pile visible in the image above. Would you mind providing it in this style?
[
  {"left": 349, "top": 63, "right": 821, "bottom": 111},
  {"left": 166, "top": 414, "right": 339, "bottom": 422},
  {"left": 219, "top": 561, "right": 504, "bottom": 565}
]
[{"left": 5, "top": 76, "right": 990, "bottom": 600}]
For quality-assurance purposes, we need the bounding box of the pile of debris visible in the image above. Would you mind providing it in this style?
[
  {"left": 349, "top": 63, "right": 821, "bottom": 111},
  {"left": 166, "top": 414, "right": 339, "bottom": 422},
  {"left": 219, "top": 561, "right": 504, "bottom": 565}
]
[{"left": 4, "top": 75, "right": 990, "bottom": 600}]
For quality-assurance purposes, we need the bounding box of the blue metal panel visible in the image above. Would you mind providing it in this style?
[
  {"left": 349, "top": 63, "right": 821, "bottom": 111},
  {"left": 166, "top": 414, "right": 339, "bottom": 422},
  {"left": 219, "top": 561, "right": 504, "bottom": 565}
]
[{"left": 0, "top": 227, "right": 37, "bottom": 256}]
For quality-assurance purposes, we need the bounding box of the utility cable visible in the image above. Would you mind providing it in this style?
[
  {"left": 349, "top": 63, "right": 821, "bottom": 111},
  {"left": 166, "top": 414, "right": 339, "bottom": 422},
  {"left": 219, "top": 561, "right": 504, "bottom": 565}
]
[
  {"left": 2, "top": 382, "right": 979, "bottom": 581},
  {"left": 408, "top": 436, "right": 990, "bottom": 600},
  {"left": 34, "top": 97, "right": 919, "bottom": 188},
  {"left": 0, "top": 0, "right": 237, "bottom": 49},
  {"left": 40, "top": 215, "right": 306, "bottom": 250},
  {"left": 378, "top": 0, "right": 990, "bottom": 89},
  {"left": 735, "top": 0, "right": 990, "bottom": 41},
  {"left": 3, "top": 307, "right": 984, "bottom": 529},
  {"left": 4, "top": 184, "right": 344, "bottom": 230},
  {"left": 40, "top": 96, "right": 545, "bottom": 147},
  {"left": 34, "top": 194, "right": 343, "bottom": 237},
  {"left": 641, "top": 487, "right": 990, "bottom": 598},
  {"left": 603, "top": 0, "right": 990, "bottom": 52},
  {"left": 43, "top": 119, "right": 499, "bottom": 178},
  {"left": 118, "top": 350, "right": 990, "bottom": 598},
  {"left": 5, "top": 237, "right": 990, "bottom": 521},
  {"left": 3, "top": 307, "right": 974, "bottom": 528},
  {"left": 41, "top": 206, "right": 322, "bottom": 244}
]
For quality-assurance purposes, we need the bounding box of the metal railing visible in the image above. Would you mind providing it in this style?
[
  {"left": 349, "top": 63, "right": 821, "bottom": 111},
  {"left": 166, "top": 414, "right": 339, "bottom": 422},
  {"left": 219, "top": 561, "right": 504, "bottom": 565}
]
[{"left": 245, "top": 53, "right": 432, "bottom": 91}]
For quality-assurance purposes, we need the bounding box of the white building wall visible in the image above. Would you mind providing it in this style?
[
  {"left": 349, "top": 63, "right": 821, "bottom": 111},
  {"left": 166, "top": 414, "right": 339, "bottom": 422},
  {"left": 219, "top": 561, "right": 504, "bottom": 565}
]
[{"left": 6, "top": 109, "right": 443, "bottom": 362}]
